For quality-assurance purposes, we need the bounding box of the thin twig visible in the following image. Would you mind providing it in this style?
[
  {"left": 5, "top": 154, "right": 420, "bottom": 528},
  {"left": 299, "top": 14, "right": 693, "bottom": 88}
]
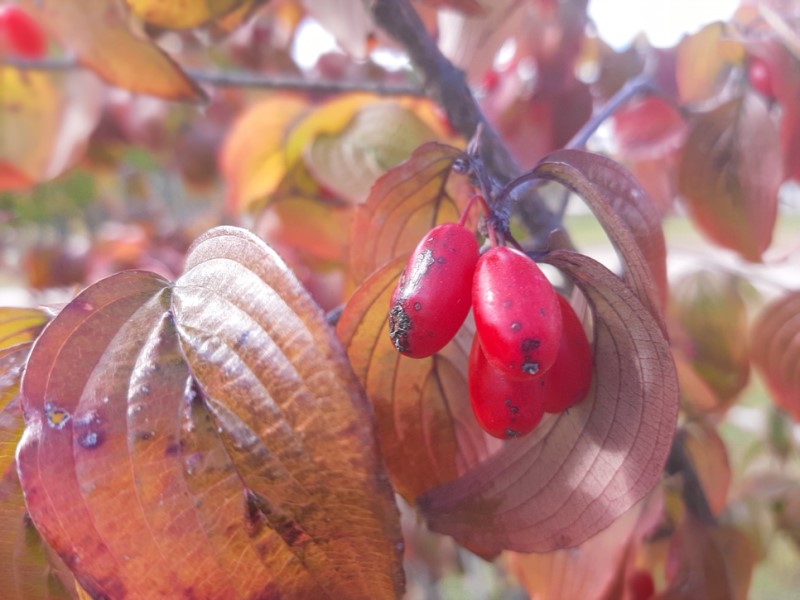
[
  {"left": 666, "top": 429, "right": 717, "bottom": 526},
  {"left": 0, "top": 55, "right": 427, "bottom": 96}
]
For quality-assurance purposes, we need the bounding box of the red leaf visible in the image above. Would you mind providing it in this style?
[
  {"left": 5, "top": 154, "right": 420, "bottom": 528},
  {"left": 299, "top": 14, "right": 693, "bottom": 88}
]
[
  {"left": 172, "top": 227, "right": 404, "bottom": 598},
  {"left": 678, "top": 95, "right": 781, "bottom": 261},
  {"left": 750, "top": 290, "right": 800, "bottom": 420},
  {"left": 612, "top": 97, "right": 687, "bottom": 161},
  {"left": 336, "top": 256, "right": 493, "bottom": 501},
  {"left": 533, "top": 149, "right": 669, "bottom": 318},
  {"left": 349, "top": 142, "right": 468, "bottom": 284},
  {"left": 418, "top": 251, "right": 678, "bottom": 553}
]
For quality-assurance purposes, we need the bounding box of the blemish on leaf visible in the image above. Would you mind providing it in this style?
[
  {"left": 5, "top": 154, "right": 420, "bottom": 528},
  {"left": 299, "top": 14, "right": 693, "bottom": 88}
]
[
  {"left": 44, "top": 403, "right": 70, "bottom": 430},
  {"left": 78, "top": 431, "right": 102, "bottom": 449}
]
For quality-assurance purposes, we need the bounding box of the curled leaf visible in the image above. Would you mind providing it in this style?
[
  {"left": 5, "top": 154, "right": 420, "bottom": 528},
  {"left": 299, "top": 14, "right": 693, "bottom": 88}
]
[
  {"left": 336, "top": 256, "right": 492, "bottom": 501},
  {"left": 173, "top": 227, "right": 404, "bottom": 598},
  {"left": 349, "top": 142, "right": 467, "bottom": 284},
  {"left": 678, "top": 94, "right": 781, "bottom": 261},
  {"left": 418, "top": 251, "right": 678, "bottom": 553},
  {"left": 750, "top": 290, "right": 800, "bottom": 420},
  {"left": 676, "top": 22, "right": 744, "bottom": 104},
  {"left": 533, "top": 149, "right": 669, "bottom": 318}
]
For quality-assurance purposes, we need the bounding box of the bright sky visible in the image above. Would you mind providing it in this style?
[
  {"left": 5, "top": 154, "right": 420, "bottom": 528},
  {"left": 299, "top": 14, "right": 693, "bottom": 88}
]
[
  {"left": 292, "top": 0, "right": 741, "bottom": 68},
  {"left": 588, "top": 0, "right": 740, "bottom": 49}
]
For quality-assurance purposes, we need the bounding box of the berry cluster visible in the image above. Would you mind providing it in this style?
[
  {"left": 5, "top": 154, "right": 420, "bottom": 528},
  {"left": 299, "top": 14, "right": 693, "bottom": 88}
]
[{"left": 388, "top": 220, "right": 593, "bottom": 440}]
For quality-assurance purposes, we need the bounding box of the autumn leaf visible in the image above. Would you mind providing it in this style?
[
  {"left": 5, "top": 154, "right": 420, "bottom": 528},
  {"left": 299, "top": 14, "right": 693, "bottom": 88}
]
[
  {"left": 17, "top": 228, "right": 404, "bottom": 599},
  {"left": 349, "top": 142, "right": 468, "bottom": 284},
  {"left": 125, "top": 0, "right": 244, "bottom": 29},
  {"left": 417, "top": 251, "right": 678, "bottom": 553},
  {"left": 532, "top": 149, "right": 669, "bottom": 317},
  {"left": 750, "top": 290, "right": 800, "bottom": 421},
  {"left": 336, "top": 256, "right": 493, "bottom": 501},
  {"left": 682, "top": 419, "right": 731, "bottom": 517},
  {"left": 670, "top": 270, "right": 750, "bottom": 408},
  {"left": 172, "top": 227, "right": 404, "bottom": 598},
  {"left": 306, "top": 102, "right": 442, "bottom": 204},
  {"left": 676, "top": 22, "right": 744, "bottom": 104},
  {"left": 678, "top": 94, "right": 781, "bottom": 261},
  {"left": 23, "top": 0, "right": 206, "bottom": 102},
  {"left": 612, "top": 96, "right": 688, "bottom": 161},
  {"left": 219, "top": 94, "right": 309, "bottom": 212},
  {"left": 508, "top": 501, "right": 642, "bottom": 600}
]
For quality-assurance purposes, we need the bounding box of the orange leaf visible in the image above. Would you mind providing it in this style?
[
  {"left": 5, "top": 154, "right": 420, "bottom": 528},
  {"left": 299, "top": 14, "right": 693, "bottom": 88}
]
[
  {"left": 418, "top": 252, "right": 678, "bottom": 553},
  {"left": 173, "top": 227, "right": 404, "bottom": 598},
  {"left": 336, "top": 256, "right": 493, "bottom": 502},
  {"left": 219, "top": 94, "right": 309, "bottom": 212},
  {"left": 676, "top": 22, "right": 744, "bottom": 104},
  {"left": 750, "top": 290, "right": 800, "bottom": 420},
  {"left": 678, "top": 95, "right": 781, "bottom": 261},
  {"left": 24, "top": 0, "right": 205, "bottom": 102},
  {"left": 125, "top": 0, "right": 244, "bottom": 29},
  {"left": 682, "top": 419, "right": 731, "bottom": 517},
  {"left": 349, "top": 142, "right": 468, "bottom": 284}
]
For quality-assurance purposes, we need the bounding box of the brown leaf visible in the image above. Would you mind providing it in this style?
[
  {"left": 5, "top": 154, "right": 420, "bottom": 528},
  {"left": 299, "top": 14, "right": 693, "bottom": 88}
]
[
  {"left": 23, "top": 0, "right": 206, "bottom": 102},
  {"left": 125, "top": 0, "right": 245, "bottom": 29},
  {"left": 670, "top": 270, "right": 750, "bottom": 408},
  {"left": 508, "top": 502, "right": 642, "bottom": 600},
  {"left": 418, "top": 251, "right": 678, "bottom": 553},
  {"left": 173, "top": 226, "right": 404, "bottom": 598},
  {"left": 533, "top": 149, "right": 669, "bottom": 319},
  {"left": 349, "top": 141, "right": 468, "bottom": 284},
  {"left": 678, "top": 94, "right": 781, "bottom": 261},
  {"left": 750, "top": 290, "right": 800, "bottom": 420},
  {"left": 417, "top": 0, "right": 484, "bottom": 15},
  {"left": 336, "top": 256, "right": 493, "bottom": 502}
]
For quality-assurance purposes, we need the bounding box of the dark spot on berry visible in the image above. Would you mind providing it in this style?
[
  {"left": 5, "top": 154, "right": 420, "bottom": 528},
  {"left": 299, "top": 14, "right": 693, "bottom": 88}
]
[
  {"left": 505, "top": 428, "right": 519, "bottom": 438},
  {"left": 413, "top": 302, "right": 422, "bottom": 310},
  {"left": 502, "top": 299, "right": 513, "bottom": 308},
  {"left": 520, "top": 338, "right": 540, "bottom": 352},
  {"left": 510, "top": 321, "right": 521, "bottom": 331},
  {"left": 522, "top": 362, "right": 540, "bottom": 375},
  {"left": 437, "top": 257, "right": 446, "bottom": 263},
  {"left": 539, "top": 307, "right": 547, "bottom": 316},
  {"left": 540, "top": 379, "right": 546, "bottom": 387},
  {"left": 389, "top": 304, "right": 412, "bottom": 353},
  {"left": 504, "top": 399, "right": 519, "bottom": 414}
]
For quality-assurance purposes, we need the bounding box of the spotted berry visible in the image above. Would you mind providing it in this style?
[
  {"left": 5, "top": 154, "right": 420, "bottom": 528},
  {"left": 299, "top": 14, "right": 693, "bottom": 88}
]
[
  {"left": 468, "top": 334, "right": 545, "bottom": 439},
  {"left": 472, "top": 246, "right": 562, "bottom": 379},
  {"left": 388, "top": 222, "right": 478, "bottom": 358}
]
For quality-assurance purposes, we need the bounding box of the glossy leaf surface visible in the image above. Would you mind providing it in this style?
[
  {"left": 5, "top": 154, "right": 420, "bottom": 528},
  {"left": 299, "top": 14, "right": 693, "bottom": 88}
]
[
  {"left": 418, "top": 251, "right": 678, "bottom": 553},
  {"left": 349, "top": 142, "right": 468, "bottom": 284},
  {"left": 678, "top": 95, "right": 781, "bottom": 261},
  {"left": 337, "top": 256, "right": 492, "bottom": 501},
  {"left": 172, "top": 227, "right": 404, "bottom": 598},
  {"left": 750, "top": 290, "right": 800, "bottom": 420}
]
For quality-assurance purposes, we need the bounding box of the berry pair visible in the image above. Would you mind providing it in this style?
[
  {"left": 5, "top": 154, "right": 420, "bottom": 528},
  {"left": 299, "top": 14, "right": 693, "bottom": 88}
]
[{"left": 388, "top": 222, "right": 593, "bottom": 440}]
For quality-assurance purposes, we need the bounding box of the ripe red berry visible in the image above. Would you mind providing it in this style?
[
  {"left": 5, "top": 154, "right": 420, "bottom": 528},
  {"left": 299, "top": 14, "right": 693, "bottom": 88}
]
[
  {"left": 389, "top": 222, "right": 478, "bottom": 358},
  {"left": 627, "top": 569, "right": 655, "bottom": 600},
  {"left": 747, "top": 56, "right": 775, "bottom": 100},
  {"left": 472, "top": 246, "right": 562, "bottom": 380},
  {"left": 468, "top": 335, "right": 545, "bottom": 439},
  {"left": 541, "top": 294, "right": 593, "bottom": 413},
  {"left": 0, "top": 5, "right": 46, "bottom": 59}
]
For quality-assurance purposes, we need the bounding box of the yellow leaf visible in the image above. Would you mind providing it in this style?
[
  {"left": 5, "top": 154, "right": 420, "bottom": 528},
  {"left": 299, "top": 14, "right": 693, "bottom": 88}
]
[{"left": 125, "top": 0, "right": 245, "bottom": 29}]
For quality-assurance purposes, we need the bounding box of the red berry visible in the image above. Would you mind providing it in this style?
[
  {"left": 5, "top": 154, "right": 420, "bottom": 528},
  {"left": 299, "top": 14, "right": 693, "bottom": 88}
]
[
  {"left": 541, "top": 294, "right": 593, "bottom": 413},
  {"left": 627, "top": 569, "right": 655, "bottom": 600},
  {"left": 472, "top": 246, "right": 562, "bottom": 380},
  {"left": 0, "top": 5, "right": 46, "bottom": 59},
  {"left": 389, "top": 222, "right": 478, "bottom": 358},
  {"left": 747, "top": 56, "right": 775, "bottom": 100},
  {"left": 468, "top": 335, "right": 545, "bottom": 439}
]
